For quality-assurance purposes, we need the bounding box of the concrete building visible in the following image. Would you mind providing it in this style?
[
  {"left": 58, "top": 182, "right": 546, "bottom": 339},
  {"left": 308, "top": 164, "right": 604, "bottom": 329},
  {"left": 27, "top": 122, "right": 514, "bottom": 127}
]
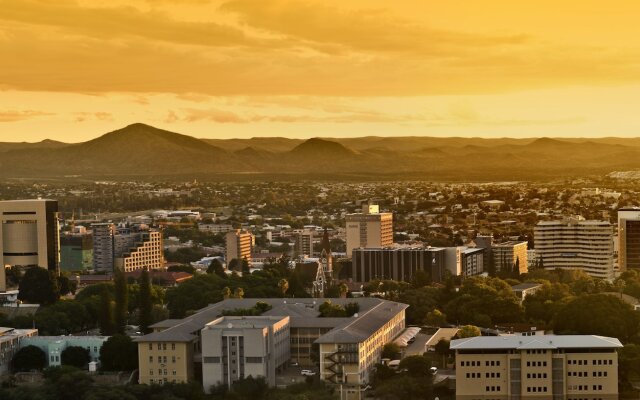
[
  {"left": 492, "top": 241, "right": 529, "bottom": 275},
  {"left": 201, "top": 316, "right": 290, "bottom": 389},
  {"left": 511, "top": 283, "right": 543, "bottom": 303},
  {"left": 0, "top": 327, "right": 37, "bottom": 375},
  {"left": 115, "top": 229, "right": 163, "bottom": 272},
  {"left": 0, "top": 199, "right": 60, "bottom": 275},
  {"left": 618, "top": 207, "right": 640, "bottom": 271},
  {"left": 451, "top": 334, "right": 622, "bottom": 400},
  {"left": 91, "top": 223, "right": 115, "bottom": 272},
  {"left": 92, "top": 223, "right": 163, "bottom": 273},
  {"left": 22, "top": 335, "right": 108, "bottom": 367},
  {"left": 461, "top": 247, "right": 485, "bottom": 277},
  {"left": 135, "top": 297, "right": 407, "bottom": 396},
  {"left": 198, "top": 224, "right": 234, "bottom": 234},
  {"left": 60, "top": 233, "right": 93, "bottom": 272},
  {"left": 295, "top": 230, "right": 314, "bottom": 257},
  {"left": 225, "top": 230, "right": 253, "bottom": 265},
  {"left": 345, "top": 204, "right": 393, "bottom": 257},
  {"left": 352, "top": 247, "right": 446, "bottom": 283},
  {"left": 535, "top": 219, "right": 614, "bottom": 278}
]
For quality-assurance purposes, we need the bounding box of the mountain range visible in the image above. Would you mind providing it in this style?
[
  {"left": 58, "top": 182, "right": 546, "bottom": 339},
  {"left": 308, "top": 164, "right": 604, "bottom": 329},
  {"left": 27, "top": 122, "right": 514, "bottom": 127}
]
[{"left": 2, "top": 123, "right": 640, "bottom": 181}]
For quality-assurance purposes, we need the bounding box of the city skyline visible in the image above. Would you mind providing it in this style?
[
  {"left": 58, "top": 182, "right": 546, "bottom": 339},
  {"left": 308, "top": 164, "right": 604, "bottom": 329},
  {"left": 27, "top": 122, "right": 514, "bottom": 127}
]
[{"left": 4, "top": 1, "right": 640, "bottom": 141}]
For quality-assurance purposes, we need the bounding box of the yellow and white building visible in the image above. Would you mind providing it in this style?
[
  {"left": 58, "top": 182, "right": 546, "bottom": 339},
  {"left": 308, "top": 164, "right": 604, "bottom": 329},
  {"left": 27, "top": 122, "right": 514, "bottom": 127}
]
[{"left": 451, "top": 334, "right": 622, "bottom": 400}]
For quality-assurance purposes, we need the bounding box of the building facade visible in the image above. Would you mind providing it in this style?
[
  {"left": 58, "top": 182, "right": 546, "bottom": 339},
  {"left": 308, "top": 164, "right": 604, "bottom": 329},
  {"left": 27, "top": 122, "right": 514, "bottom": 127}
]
[
  {"left": 115, "top": 229, "right": 164, "bottom": 272},
  {"left": 492, "top": 241, "right": 529, "bottom": 275},
  {"left": 93, "top": 223, "right": 163, "bottom": 273},
  {"left": 201, "top": 316, "right": 290, "bottom": 390},
  {"left": 60, "top": 234, "right": 93, "bottom": 272},
  {"left": 351, "top": 247, "right": 446, "bottom": 283},
  {"left": 225, "top": 230, "right": 253, "bottom": 265},
  {"left": 345, "top": 204, "right": 393, "bottom": 257},
  {"left": 0, "top": 327, "right": 38, "bottom": 375},
  {"left": 452, "top": 335, "right": 622, "bottom": 400},
  {"left": 22, "top": 335, "right": 108, "bottom": 367},
  {"left": 535, "top": 219, "right": 614, "bottom": 278},
  {"left": 295, "top": 230, "right": 314, "bottom": 257},
  {"left": 0, "top": 199, "right": 60, "bottom": 274},
  {"left": 91, "top": 223, "right": 115, "bottom": 272},
  {"left": 618, "top": 208, "right": 640, "bottom": 271},
  {"left": 135, "top": 297, "right": 407, "bottom": 396}
]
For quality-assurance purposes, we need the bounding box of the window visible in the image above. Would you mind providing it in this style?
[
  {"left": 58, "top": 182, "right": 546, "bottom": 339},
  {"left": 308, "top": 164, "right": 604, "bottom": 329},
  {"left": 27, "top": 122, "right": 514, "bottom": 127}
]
[
  {"left": 163, "top": 343, "right": 167, "bottom": 351},
  {"left": 150, "top": 369, "right": 153, "bottom": 375},
  {"left": 149, "top": 356, "right": 153, "bottom": 363},
  {"left": 172, "top": 343, "right": 176, "bottom": 350},
  {"left": 172, "top": 356, "right": 176, "bottom": 363}
]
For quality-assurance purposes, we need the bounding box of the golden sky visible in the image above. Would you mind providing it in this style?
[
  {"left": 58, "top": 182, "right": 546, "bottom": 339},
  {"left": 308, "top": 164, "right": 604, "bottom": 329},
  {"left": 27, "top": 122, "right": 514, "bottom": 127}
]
[{"left": 2, "top": 0, "right": 640, "bottom": 142}]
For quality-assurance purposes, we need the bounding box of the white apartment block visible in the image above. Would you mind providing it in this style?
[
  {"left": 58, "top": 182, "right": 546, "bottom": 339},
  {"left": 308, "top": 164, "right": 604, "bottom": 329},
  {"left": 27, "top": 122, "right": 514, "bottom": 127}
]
[{"left": 535, "top": 219, "right": 614, "bottom": 278}]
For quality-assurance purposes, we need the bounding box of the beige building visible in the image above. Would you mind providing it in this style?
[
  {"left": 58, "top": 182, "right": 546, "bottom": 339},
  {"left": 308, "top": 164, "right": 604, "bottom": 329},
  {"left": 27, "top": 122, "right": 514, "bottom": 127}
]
[
  {"left": 346, "top": 204, "right": 393, "bottom": 257},
  {"left": 535, "top": 219, "right": 614, "bottom": 278},
  {"left": 618, "top": 207, "right": 640, "bottom": 271},
  {"left": 452, "top": 334, "right": 622, "bottom": 400},
  {"left": 201, "top": 316, "right": 290, "bottom": 390},
  {"left": 115, "top": 230, "right": 164, "bottom": 272},
  {"left": 295, "top": 230, "right": 314, "bottom": 257},
  {"left": 0, "top": 199, "right": 60, "bottom": 291},
  {"left": 135, "top": 297, "right": 407, "bottom": 397},
  {"left": 492, "top": 241, "right": 528, "bottom": 275},
  {"left": 225, "top": 230, "right": 253, "bottom": 265}
]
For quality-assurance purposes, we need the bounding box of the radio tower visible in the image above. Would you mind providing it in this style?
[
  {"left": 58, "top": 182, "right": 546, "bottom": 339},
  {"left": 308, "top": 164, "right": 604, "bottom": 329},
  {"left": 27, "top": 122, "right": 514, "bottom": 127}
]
[{"left": 313, "top": 228, "right": 333, "bottom": 298}]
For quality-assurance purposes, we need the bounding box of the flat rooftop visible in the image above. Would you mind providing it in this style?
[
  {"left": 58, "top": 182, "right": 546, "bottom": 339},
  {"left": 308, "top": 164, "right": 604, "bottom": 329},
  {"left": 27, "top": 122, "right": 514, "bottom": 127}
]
[{"left": 451, "top": 335, "right": 622, "bottom": 351}]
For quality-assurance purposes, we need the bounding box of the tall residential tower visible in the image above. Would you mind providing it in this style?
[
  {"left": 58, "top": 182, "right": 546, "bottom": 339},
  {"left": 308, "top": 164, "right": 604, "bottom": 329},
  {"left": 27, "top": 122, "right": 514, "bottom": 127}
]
[{"left": 345, "top": 204, "right": 393, "bottom": 257}]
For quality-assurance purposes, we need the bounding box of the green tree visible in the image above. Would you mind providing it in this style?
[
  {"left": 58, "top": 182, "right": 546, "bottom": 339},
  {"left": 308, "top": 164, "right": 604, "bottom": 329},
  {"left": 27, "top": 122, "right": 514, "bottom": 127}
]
[
  {"left": 12, "top": 345, "right": 47, "bottom": 372},
  {"left": 61, "top": 346, "right": 90, "bottom": 368},
  {"left": 425, "top": 309, "right": 447, "bottom": 327},
  {"left": 233, "top": 287, "right": 245, "bottom": 299},
  {"left": 381, "top": 342, "right": 401, "bottom": 360},
  {"left": 113, "top": 268, "right": 128, "bottom": 334},
  {"left": 99, "top": 335, "right": 138, "bottom": 371},
  {"left": 553, "top": 294, "right": 640, "bottom": 342},
  {"left": 398, "top": 355, "right": 431, "bottom": 377},
  {"left": 206, "top": 258, "right": 226, "bottom": 278},
  {"left": 18, "top": 267, "right": 59, "bottom": 305},
  {"left": 99, "top": 286, "right": 115, "bottom": 335},
  {"left": 138, "top": 268, "right": 153, "bottom": 334},
  {"left": 457, "top": 325, "right": 482, "bottom": 338}
]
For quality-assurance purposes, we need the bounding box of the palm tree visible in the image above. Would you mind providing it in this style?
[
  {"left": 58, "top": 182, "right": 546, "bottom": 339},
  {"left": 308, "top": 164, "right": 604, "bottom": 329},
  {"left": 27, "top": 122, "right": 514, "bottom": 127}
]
[
  {"left": 278, "top": 279, "right": 289, "bottom": 297},
  {"left": 233, "top": 287, "right": 244, "bottom": 299},
  {"left": 222, "top": 287, "right": 231, "bottom": 300}
]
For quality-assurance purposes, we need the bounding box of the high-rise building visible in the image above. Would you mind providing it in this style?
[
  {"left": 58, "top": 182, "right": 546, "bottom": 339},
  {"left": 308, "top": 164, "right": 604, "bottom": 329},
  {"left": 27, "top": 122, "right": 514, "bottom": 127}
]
[
  {"left": 0, "top": 199, "right": 60, "bottom": 274},
  {"left": 492, "top": 241, "right": 528, "bottom": 274},
  {"left": 295, "top": 230, "right": 314, "bottom": 257},
  {"left": 91, "top": 223, "right": 115, "bottom": 272},
  {"left": 225, "top": 229, "right": 253, "bottom": 265},
  {"left": 352, "top": 247, "right": 446, "bottom": 283},
  {"left": 92, "top": 223, "right": 163, "bottom": 273},
  {"left": 535, "top": 219, "right": 614, "bottom": 278},
  {"left": 618, "top": 207, "right": 640, "bottom": 271},
  {"left": 345, "top": 204, "right": 393, "bottom": 257},
  {"left": 452, "top": 334, "right": 622, "bottom": 399}
]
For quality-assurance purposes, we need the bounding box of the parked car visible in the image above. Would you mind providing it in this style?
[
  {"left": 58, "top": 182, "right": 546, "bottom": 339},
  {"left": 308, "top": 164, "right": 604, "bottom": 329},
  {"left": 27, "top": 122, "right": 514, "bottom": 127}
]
[
  {"left": 301, "top": 370, "right": 316, "bottom": 376},
  {"left": 430, "top": 367, "right": 438, "bottom": 375}
]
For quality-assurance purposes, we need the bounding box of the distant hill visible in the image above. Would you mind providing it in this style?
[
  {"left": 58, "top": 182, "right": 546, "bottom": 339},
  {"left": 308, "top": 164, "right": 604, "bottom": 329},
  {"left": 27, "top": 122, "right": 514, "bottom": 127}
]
[{"left": 2, "top": 123, "right": 640, "bottom": 180}]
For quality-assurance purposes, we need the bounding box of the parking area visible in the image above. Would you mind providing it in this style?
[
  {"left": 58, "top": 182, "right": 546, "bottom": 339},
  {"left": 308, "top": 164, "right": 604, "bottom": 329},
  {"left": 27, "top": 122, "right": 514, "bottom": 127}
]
[
  {"left": 403, "top": 332, "right": 432, "bottom": 356},
  {"left": 275, "top": 365, "right": 318, "bottom": 387}
]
